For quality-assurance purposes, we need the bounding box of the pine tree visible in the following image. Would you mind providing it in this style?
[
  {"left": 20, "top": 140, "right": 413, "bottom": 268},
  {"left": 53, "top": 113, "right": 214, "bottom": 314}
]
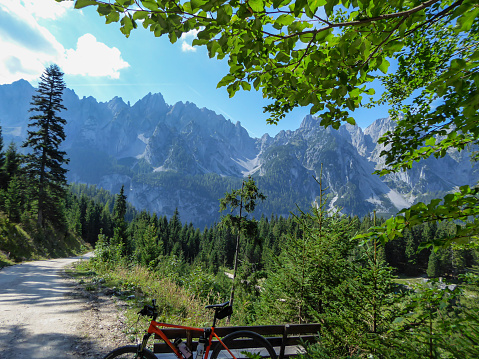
[
  {"left": 0, "top": 125, "right": 6, "bottom": 190},
  {"left": 22, "top": 64, "right": 69, "bottom": 227},
  {"left": 427, "top": 250, "right": 441, "bottom": 278},
  {"left": 167, "top": 208, "right": 182, "bottom": 254},
  {"left": 4, "top": 142, "right": 21, "bottom": 186},
  {"left": 219, "top": 176, "right": 266, "bottom": 311},
  {"left": 111, "top": 185, "right": 128, "bottom": 253},
  {"left": 5, "top": 175, "right": 22, "bottom": 221}
]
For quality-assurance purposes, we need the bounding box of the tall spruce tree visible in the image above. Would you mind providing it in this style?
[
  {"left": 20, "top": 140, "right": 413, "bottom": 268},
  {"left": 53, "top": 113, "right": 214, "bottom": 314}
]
[
  {"left": 4, "top": 142, "right": 21, "bottom": 186},
  {"left": 111, "top": 185, "right": 129, "bottom": 254},
  {"left": 0, "top": 125, "right": 6, "bottom": 190},
  {"left": 22, "top": 64, "right": 69, "bottom": 227}
]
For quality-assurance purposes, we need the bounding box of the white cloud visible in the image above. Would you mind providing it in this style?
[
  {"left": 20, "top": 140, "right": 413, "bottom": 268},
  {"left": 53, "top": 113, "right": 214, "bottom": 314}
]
[
  {"left": 61, "top": 34, "right": 130, "bottom": 79},
  {"left": 180, "top": 29, "right": 199, "bottom": 52},
  {"left": 22, "top": 0, "right": 73, "bottom": 19},
  {"left": 0, "top": 0, "right": 66, "bottom": 83},
  {"left": 182, "top": 42, "right": 196, "bottom": 52},
  {"left": 0, "top": 0, "right": 130, "bottom": 84}
]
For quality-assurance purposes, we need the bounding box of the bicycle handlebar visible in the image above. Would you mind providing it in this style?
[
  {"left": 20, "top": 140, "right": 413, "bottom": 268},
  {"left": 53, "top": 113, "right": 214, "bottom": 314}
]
[{"left": 138, "top": 300, "right": 158, "bottom": 318}]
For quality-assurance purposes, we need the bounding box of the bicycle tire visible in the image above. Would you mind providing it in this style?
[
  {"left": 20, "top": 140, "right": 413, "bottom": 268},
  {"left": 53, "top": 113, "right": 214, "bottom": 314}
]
[
  {"left": 102, "top": 345, "right": 158, "bottom": 359},
  {"left": 210, "top": 330, "right": 277, "bottom": 359}
]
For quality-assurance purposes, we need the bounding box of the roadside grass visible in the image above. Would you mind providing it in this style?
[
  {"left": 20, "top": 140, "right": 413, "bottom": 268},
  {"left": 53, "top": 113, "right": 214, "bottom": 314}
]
[
  {"left": 393, "top": 276, "right": 426, "bottom": 287},
  {"left": 0, "top": 250, "right": 15, "bottom": 269},
  {"left": 69, "top": 259, "right": 214, "bottom": 334},
  {"left": 0, "top": 213, "right": 89, "bottom": 269}
]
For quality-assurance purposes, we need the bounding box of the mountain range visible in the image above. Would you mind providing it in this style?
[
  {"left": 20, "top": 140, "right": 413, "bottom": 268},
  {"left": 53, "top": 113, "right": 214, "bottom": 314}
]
[{"left": 1, "top": 79, "right": 477, "bottom": 227}]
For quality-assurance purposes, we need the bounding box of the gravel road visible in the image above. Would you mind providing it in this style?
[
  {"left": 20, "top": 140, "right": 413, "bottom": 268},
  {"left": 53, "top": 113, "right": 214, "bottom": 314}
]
[{"left": 0, "top": 253, "right": 129, "bottom": 359}]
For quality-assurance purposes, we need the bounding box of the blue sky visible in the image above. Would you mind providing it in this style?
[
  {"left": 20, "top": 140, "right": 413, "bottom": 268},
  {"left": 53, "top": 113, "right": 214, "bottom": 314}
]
[{"left": 0, "top": 0, "right": 390, "bottom": 138}]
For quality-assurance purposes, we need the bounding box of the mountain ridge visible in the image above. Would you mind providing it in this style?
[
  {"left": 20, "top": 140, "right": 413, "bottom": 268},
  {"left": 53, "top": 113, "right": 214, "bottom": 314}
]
[{"left": 1, "top": 80, "right": 476, "bottom": 227}]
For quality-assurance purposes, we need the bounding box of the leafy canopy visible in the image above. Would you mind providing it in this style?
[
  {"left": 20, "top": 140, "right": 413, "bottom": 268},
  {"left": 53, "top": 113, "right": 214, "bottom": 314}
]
[{"left": 63, "top": 0, "right": 479, "bottom": 247}]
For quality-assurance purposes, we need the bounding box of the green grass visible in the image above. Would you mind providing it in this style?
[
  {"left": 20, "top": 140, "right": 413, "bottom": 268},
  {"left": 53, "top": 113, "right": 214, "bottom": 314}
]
[
  {"left": 0, "top": 250, "right": 15, "bottom": 269},
  {"left": 393, "top": 276, "right": 426, "bottom": 287},
  {"left": 0, "top": 212, "right": 90, "bottom": 268},
  {"left": 69, "top": 259, "right": 215, "bottom": 330}
]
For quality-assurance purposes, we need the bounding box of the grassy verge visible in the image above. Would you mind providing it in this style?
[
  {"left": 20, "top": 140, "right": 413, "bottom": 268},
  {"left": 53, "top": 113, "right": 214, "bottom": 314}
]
[
  {"left": 0, "top": 250, "right": 15, "bottom": 268},
  {"left": 68, "top": 258, "right": 216, "bottom": 334},
  {"left": 0, "top": 213, "right": 89, "bottom": 269},
  {"left": 393, "top": 276, "right": 427, "bottom": 287}
]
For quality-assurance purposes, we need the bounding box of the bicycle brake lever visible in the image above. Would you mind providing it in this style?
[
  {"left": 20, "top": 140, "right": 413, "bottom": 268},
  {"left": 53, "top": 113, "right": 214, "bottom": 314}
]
[{"left": 138, "top": 305, "right": 151, "bottom": 316}]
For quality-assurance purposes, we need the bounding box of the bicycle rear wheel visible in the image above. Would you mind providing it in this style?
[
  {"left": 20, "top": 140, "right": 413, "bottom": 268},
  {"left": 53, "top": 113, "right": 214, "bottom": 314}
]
[
  {"left": 211, "top": 330, "right": 277, "bottom": 359},
  {"left": 103, "top": 345, "right": 157, "bottom": 359}
]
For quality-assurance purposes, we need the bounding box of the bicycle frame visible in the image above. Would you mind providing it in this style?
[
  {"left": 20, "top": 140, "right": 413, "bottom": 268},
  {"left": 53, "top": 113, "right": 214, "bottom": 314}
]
[{"left": 143, "top": 320, "right": 238, "bottom": 359}]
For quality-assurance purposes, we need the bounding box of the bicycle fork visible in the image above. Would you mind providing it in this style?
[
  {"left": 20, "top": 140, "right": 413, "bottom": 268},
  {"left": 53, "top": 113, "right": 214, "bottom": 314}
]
[{"left": 138, "top": 332, "right": 153, "bottom": 354}]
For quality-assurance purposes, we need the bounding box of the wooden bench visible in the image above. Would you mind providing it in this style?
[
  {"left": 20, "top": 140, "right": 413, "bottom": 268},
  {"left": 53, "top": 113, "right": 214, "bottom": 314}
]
[{"left": 153, "top": 323, "right": 321, "bottom": 359}]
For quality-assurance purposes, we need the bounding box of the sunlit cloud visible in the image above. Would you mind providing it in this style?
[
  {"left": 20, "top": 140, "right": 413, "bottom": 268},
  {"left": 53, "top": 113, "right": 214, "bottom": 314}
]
[
  {"left": 21, "top": 0, "right": 73, "bottom": 19},
  {"left": 0, "top": 0, "right": 66, "bottom": 83},
  {"left": 0, "top": 1, "right": 130, "bottom": 83},
  {"left": 61, "top": 34, "right": 130, "bottom": 79},
  {"left": 180, "top": 29, "right": 199, "bottom": 52}
]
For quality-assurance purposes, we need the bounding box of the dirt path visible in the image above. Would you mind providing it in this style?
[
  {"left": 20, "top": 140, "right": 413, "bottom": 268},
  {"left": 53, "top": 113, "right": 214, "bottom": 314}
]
[{"left": 0, "top": 254, "right": 131, "bottom": 359}]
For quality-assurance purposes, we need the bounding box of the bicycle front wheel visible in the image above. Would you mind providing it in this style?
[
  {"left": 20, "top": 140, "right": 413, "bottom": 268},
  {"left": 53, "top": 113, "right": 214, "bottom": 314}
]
[
  {"left": 211, "top": 330, "right": 277, "bottom": 359},
  {"left": 103, "top": 345, "right": 158, "bottom": 359}
]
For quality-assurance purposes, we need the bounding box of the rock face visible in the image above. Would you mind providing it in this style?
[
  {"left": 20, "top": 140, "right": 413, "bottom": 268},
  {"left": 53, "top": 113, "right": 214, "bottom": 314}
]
[{"left": 1, "top": 80, "right": 477, "bottom": 227}]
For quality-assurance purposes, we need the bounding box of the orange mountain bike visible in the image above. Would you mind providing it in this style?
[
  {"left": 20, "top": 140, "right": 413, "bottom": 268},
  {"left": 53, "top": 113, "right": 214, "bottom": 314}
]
[{"left": 103, "top": 300, "right": 277, "bottom": 359}]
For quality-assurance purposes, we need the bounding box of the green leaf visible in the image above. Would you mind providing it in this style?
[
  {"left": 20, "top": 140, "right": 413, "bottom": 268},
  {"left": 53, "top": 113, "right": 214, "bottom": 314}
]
[
  {"left": 217, "top": 7, "right": 229, "bottom": 25},
  {"left": 248, "top": 0, "right": 264, "bottom": 12},
  {"left": 217, "top": 74, "right": 235, "bottom": 88},
  {"left": 207, "top": 41, "right": 221, "bottom": 58},
  {"left": 141, "top": 0, "right": 159, "bottom": 11},
  {"left": 324, "top": 0, "right": 334, "bottom": 17},
  {"left": 273, "top": 0, "right": 291, "bottom": 8},
  {"left": 120, "top": 14, "right": 134, "bottom": 37},
  {"left": 307, "top": 0, "right": 326, "bottom": 12},
  {"left": 299, "top": 33, "right": 313, "bottom": 43},
  {"left": 74, "top": 0, "right": 97, "bottom": 9},
  {"left": 455, "top": 7, "right": 479, "bottom": 32},
  {"left": 105, "top": 11, "right": 120, "bottom": 23},
  {"left": 190, "top": 0, "right": 206, "bottom": 12},
  {"left": 275, "top": 14, "right": 295, "bottom": 27},
  {"left": 241, "top": 81, "right": 252, "bottom": 91},
  {"left": 275, "top": 52, "right": 290, "bottom": 63},
  {"left": 117, "top": 0, "right": 134, "bottom": 6},
  {"left": 133, "top": 10, "right": 148, "bottom": 20},
  {"left": 98, "top": 4, "right": 112, "bottom": 15},
  {"left": 315, "top": 29, "right": 332, "bottom": 42},
  {"left": 384, "top": 40, "right": 403, "bottom": 53},
  {"left": 378, "top": 58, "right": 390, "bottom": 74}
]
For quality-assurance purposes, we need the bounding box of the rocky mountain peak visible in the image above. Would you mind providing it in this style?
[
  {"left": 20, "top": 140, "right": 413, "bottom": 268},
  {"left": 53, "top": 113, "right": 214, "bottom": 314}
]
[
  {"left": 299, "top": 114, "right": 319, "bottom": 130},
  {"left": 364, "top": 116, "right": 396, "bottom": 143},
  {"left": 132, "top": 92, "right": 169, "bottom": 117},
  {"left": 107, "top": 96, "right": 128, "bottom": 113}
]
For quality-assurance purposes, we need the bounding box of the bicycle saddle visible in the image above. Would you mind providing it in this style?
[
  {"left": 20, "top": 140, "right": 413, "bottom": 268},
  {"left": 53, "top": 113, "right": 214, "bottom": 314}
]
[{"left": 205, "top": 301, "right": 230, "bottom": 309}]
